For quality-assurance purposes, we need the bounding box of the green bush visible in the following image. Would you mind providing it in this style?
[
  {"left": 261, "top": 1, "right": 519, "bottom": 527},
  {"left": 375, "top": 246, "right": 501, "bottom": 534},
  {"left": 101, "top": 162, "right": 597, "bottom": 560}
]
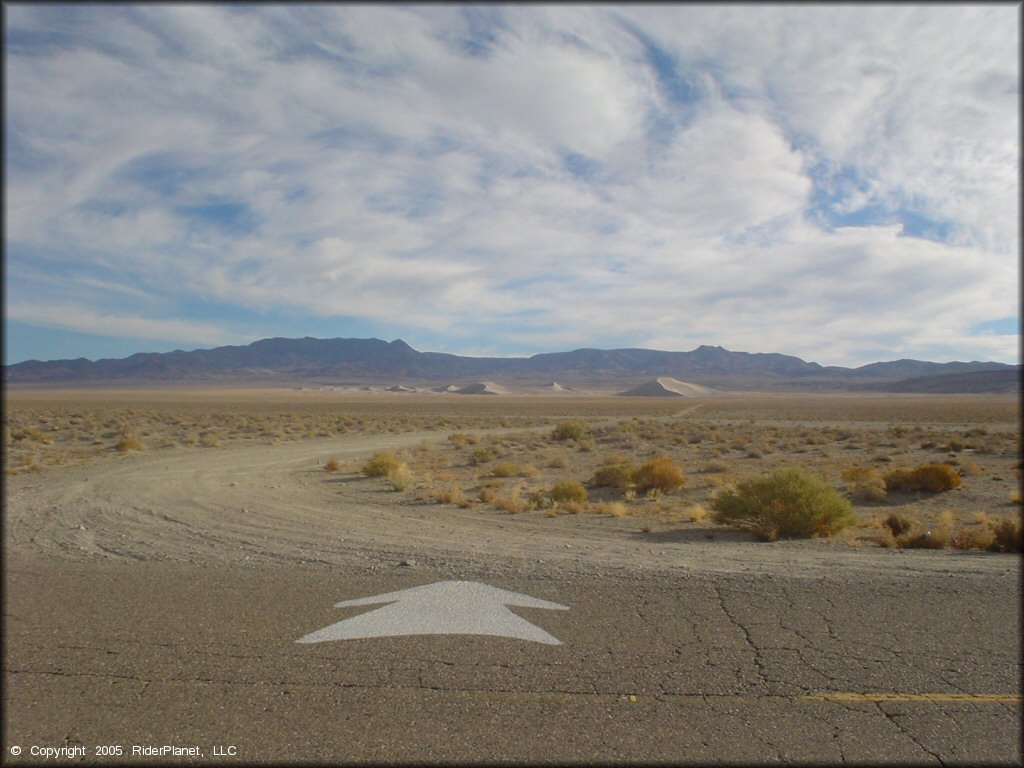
[
  {"left": 711, "top": 467, "right": 855, "bottom": 541},
  {"left": 634, "top": 456, "right": 686, "bottom": 492},
  {"left": 884, "top": 463, "right": 961, "bottom": 493},
  {"left": 550, "top": 479, "right": 588, "bottom": 504},
  {"left": 551, "top": 420, "right": 589, "bottom": 441}
]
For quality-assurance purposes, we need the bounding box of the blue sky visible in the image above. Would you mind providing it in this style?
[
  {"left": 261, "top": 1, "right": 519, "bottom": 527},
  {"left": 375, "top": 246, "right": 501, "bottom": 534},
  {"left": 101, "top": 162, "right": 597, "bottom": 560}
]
[{"left": 4, "top": 4, "right": 1019, "bottom": 367}]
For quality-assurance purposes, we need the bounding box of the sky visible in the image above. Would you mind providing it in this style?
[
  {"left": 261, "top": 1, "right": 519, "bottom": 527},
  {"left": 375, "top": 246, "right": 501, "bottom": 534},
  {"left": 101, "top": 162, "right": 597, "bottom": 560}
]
[{"left": 4, "top": 4, "right": 1020, "bottom": 367}]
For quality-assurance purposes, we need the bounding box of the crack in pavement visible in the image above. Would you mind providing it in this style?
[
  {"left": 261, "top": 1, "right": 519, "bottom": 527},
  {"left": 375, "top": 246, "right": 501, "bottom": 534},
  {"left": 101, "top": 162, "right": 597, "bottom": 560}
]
[
  {"left": 873, "top": 701, "right": 947, "bottom": 765},
  {"left": 712, "top": 582, "right": 771, "bottom": 693}
]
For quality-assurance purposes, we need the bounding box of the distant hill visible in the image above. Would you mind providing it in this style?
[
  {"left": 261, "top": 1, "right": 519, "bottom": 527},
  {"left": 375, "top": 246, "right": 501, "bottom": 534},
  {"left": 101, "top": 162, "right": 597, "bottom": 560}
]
[
  {"left": 859, "top": 368, "right": 1021, "bottom": 394},
  {"left": 3, "top": 336, "right": 1016, "bottom": 391}
]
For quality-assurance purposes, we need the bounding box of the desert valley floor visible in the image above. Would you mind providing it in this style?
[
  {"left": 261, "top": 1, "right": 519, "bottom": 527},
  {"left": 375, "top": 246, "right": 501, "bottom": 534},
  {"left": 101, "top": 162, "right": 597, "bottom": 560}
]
[{"left": 3, "top": 388, "right": 1021, "bottom": 764}]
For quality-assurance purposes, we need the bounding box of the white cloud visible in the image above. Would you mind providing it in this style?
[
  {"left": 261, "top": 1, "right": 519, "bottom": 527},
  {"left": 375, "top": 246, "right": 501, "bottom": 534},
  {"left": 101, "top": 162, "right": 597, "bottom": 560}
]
[
  {"left": 4, "top": 5, "right": 1018, "bottom": 366},
  {"left": 6, "top": 302, "right": 250, "bottom": 348}
]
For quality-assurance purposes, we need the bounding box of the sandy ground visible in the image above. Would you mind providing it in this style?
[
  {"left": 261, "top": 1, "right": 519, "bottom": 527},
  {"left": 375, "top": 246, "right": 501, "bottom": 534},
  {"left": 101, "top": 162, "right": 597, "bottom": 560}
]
[{"left": 5, "top": 417, "right": 1017, "bottom": 580}]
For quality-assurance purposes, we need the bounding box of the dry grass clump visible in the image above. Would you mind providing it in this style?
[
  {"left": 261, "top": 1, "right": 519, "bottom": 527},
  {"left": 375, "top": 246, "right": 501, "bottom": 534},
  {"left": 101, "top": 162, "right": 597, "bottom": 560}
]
[
  {"left": 702, "top": 460, "right": 730, "bottom": 474},
  {"left": 884, "top": 463, "right": 961, "bottom": 493},
  {"left": 550, "top": 479, "right": 588, "bottom": 504},
  {"left": 881, "top": 513, "right": 914, "bottom": 537},
  {"left": 990, "top": 517, "right": 1023, "bottom": 552},
  {"left": 387, "top": 462, "right": 415, "bottom": 491},
  {"left": 950, "top": 525, "right": 996, "bottom": 551},
  {"left": 362, "top": 451, "right": 401, "bottom": 477},
  {"left": 492, "top": 461, "right": 522, "bottom": 478},
  {"left": 841, "top": 466, "right": 887, "bottom": 502},
  {"left": 115, "top": 433, "right": 145, "bottom": 452},
  {"left": 423, "top": 484, "right": 470, "bottom": 507},
  {"left": 956, "top": 456, "right": 984, "bottom": 476},
  {"left": 711, "top": 466, "right": 855, "bottom": 541},
  {"left": 471, "top": 448, "right": 495, "bottom": 466},
  {"left": 634, "top": 456, "right": 687, "bottom": 492},
  {"left": 324, "top": 457, "right": 343, "bottom": 472},
  {"left": 551, "top": 419, "right": 589, "bottom": 441},
  {"left": 895, "top": 510, "right": 955, "bottom": 549},
  {"left": 687, "top": 504, "right": 710, "bottom": 522},
  {"left": 591, "top": 501, "right": 630, "bottom": 517},
  {"left": 591, "top": 462, "right": 636, "bottom": 491},
  {"left": 490, "top": 486, "right": 527, "bottom": 514},
  {"left": 876, "top": 511, "right": 1022, "bottom": 552}
]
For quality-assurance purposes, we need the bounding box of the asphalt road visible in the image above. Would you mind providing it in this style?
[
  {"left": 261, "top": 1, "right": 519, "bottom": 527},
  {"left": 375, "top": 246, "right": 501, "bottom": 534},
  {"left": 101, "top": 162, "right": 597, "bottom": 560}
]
[{"left": 4, "top": 553, "right": 1020, "bottom": 765}]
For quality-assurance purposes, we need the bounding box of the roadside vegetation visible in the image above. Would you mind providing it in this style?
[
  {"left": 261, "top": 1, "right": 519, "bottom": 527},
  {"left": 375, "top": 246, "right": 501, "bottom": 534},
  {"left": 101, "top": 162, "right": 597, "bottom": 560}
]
[{"left": 6, "top": 392, "right": 1020, "bottom": 552}]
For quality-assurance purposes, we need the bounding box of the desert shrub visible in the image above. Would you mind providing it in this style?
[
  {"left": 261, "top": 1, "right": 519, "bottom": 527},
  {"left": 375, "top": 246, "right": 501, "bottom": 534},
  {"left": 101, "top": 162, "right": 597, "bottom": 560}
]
[
  {"left": 882, "top": 513, "right": 914, "bottom": 537},
  {"left": 550, "top": 479, "right": 588, "bottom": 504},
  {"left": 591, "top": 501, "right": 630, "bottom": 517},
  {"left": 387, "top": 463, "right": 414, "bottom": 491},
  {"left": 711, "top": 467, "right": 855, "bottom": 541},
  {"left": 591, "top": 462, "right": 636, "bottom": 490},
  {"left": 492, "top": 461, "right": 521, "bottom": 478},
  {"left": 950, "top": 526, "right": 996, "bottom": 551},
  {"left": 470, "top": 448, "right": 495, "bottom": 466},
  {"left": 362, "top": 451, "right": 401, "bottom": 477},
  {"left": 551, "top": 420, "right": 589, "bottom": 441},
  {"left": 428, "top": 484, "right": 465, "bottom": 506},
  {"left": 634, "top": 456, "right": 686, "bottom": 492},
  {"left": 891, "top": 511, "right": 955, "bottom": 549},
  {"left": 688, "top": 504, "right": 709, "bottom": 522},
  {"left": 957, "top": 457, "right": 984, "bottom": 476},
  {"left": 884, "top": 463, "right": 961, "bottom": 493},
  {"left": 324, "top": 457, "right": 343, "bottom": 472},
  {"left": 841, "top": 466, "right": 887, "bottom": 502},
  {"left": 491, "top": 487, "right": 527, "bottom": 514},
  {"left": 913, "top": 464, "right": 962, "bottom": 492},
  {"left": 115, "top": 433, "right": 145, "bottom": 452},
  {"left": 898, "top": 529, "right": 947, "bottom": 549},
  {"left": 990, "top": 517, "right": 1023, "bottom": 553}
]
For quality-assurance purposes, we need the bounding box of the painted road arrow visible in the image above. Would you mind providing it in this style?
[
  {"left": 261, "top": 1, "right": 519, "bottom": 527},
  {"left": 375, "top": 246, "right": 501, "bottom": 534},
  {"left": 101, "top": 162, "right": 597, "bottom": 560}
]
[{"left": 296, "top": 580, "right": 569, "bottom": 645}]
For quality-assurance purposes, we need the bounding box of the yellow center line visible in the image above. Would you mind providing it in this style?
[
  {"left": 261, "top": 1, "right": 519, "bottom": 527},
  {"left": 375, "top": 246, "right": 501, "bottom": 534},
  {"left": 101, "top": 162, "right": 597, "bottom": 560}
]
[
  {"left": 802, "top": 693, "right": 1021, "bottom": 703},
  {"left": 395, "top": 688, "right": 1021, "bottom": 705}
]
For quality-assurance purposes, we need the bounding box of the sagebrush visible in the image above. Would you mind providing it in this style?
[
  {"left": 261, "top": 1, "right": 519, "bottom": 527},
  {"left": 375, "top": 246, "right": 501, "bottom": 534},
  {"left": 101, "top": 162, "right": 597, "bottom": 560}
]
[{"left": 711, "top": 466, "right": 855, "bottom": 541}]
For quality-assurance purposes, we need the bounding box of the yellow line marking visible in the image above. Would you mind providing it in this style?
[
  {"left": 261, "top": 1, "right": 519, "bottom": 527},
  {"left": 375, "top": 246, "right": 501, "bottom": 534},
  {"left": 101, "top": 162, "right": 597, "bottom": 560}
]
[{"left": 803, "top": 693, "right": 1021, "bottom": 703}]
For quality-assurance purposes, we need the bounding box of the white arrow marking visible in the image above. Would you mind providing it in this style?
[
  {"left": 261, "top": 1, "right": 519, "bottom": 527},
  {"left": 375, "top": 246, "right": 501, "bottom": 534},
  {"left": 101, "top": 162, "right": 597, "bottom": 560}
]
[{"left": 296, "top": 580, "right": 569, "bottom": 645}]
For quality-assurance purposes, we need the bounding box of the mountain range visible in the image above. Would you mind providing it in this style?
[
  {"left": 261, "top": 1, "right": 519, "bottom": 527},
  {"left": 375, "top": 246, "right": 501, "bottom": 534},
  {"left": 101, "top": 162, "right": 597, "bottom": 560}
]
[{"left": 4, "top": 337, "right": 1018, "bottom": 393}]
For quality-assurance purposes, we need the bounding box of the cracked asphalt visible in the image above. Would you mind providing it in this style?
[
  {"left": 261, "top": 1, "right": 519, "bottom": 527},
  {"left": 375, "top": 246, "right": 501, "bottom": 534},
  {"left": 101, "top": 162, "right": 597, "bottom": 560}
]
[{"left": 4, "top": 553, "right": 1020, "bottom": 764}]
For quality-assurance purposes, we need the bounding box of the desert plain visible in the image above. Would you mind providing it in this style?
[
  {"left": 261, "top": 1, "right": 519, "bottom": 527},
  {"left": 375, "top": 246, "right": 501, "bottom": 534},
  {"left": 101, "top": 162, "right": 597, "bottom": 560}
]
[{"left": 3, "top": 386, "right": 1021, "bottom": 764}]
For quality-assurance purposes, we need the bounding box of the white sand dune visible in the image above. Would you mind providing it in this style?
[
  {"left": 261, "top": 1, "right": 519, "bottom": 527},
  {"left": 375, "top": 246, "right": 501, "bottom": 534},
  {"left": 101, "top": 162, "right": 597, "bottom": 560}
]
[
  {"left": 618, "top": 377, "right": 717, "bottom": 397},
  {"left": 453, "top": 381, "right": 511, "bottom": 395}
]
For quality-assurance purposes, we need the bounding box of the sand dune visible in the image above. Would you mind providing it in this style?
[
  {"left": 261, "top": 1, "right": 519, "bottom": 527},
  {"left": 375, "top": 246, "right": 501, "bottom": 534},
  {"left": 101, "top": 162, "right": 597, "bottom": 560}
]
[
  {"left": 453, "top": 381, "right": 511, "bottom": 395},
  {"left": 618, "top": 377, "right": 717, "bottom": 397}
]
